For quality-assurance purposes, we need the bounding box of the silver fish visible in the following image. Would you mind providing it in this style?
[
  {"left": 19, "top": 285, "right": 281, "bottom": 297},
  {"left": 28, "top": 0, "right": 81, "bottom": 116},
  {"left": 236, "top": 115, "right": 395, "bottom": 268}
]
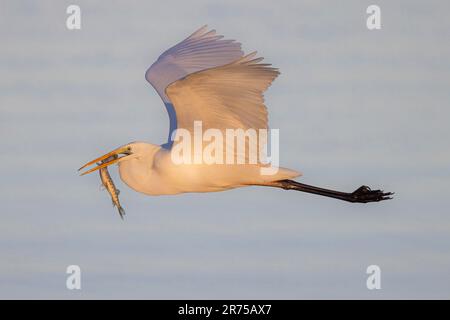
[{"left": 98, "top": 155, "right": 125, "bottom": 219}]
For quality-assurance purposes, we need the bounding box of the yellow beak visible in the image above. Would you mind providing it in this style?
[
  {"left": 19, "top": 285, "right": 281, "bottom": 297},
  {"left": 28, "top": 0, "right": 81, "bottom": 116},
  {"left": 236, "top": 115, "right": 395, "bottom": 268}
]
[{"left": 78, "top": 146, "right": 131, "bottom": 176}]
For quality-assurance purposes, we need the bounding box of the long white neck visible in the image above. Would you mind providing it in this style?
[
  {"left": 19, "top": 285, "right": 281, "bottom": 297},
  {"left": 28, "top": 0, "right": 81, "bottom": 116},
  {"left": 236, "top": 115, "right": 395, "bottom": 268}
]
[{"left": 118, "top": 143, "right": 161, "bottom": 195}]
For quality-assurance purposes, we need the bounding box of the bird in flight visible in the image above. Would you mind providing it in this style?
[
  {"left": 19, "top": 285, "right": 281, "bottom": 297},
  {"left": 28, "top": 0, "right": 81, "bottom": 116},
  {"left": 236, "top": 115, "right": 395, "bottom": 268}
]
[{"left": 79, "top": 25, "right": 393, "bottom": 207}]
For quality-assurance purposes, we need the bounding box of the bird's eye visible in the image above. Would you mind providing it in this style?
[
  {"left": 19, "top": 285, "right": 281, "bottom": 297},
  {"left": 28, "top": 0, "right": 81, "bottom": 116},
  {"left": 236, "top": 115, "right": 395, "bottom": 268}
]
[{"left": 127, "top": 147, "right": 131, "bottom": 151}]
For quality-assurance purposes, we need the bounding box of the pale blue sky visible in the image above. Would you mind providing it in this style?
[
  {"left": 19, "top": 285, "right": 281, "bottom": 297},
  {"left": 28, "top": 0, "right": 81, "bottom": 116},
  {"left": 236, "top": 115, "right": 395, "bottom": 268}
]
[{"left": 1, "top": 0, "right": 449, "bottom": 298}]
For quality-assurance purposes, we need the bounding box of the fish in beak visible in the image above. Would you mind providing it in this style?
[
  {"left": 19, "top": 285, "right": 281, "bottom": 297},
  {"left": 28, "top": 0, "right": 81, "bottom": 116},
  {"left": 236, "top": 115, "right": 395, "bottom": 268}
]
[{"left": 78, "top": 145, "right": 132, "bottom": 176}]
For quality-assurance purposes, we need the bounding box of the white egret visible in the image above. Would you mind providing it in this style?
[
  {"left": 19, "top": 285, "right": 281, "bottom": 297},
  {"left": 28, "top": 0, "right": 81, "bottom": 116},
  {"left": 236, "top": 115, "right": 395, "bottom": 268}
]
[{"left": 79, "top": 26, "right": 392, "bottom": 204}]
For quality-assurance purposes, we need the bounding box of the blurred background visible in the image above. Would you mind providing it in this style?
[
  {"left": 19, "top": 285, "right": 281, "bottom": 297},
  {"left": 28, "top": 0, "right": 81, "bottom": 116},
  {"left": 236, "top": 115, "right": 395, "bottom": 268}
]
[{"left": 0, "top": 0, "right": 449, "bottom": 299}]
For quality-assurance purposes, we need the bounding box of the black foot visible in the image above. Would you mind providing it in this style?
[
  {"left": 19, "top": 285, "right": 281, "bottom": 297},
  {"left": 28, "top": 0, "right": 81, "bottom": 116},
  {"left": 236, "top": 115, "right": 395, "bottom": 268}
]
[{"left": 349, "top": 185, "right": 393, "bottom": 203}]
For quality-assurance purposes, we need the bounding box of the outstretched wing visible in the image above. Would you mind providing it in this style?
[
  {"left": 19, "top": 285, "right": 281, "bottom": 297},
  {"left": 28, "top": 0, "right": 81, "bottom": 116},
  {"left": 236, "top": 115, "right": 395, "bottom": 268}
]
[
  {"left": 145, "top": 26, "right": 244, "bottom": 147},
  {"left": 166, "top": 53, "right": 279, "bottom": 162}
]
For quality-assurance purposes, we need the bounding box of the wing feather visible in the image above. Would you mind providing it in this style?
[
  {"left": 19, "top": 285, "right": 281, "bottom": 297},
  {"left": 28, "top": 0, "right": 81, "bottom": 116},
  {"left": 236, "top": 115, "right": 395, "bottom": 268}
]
[
  {"left": 166, "top": 53, "right": 280, "bottom": 161},
  {"left": 145, "top": 25, "right": 244, "bottom": 103},
  {"left": 145, "top": 26, "right": 244, "bottom": 148},
  {"left": 166, "top": 53, "right": 279, "bottom": 132}
]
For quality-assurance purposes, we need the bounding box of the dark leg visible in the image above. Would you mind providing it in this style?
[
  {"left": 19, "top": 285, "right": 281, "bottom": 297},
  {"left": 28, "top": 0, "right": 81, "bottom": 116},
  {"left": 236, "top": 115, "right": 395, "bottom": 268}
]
[{"left": 270, "top": 180, "right": 393, "bottom": 203}]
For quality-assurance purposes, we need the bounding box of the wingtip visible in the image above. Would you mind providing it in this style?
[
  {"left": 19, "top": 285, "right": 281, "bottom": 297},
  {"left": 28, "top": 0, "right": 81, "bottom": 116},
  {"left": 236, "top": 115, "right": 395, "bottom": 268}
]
[
  {"left": 188, "top": 25, "right": 209, "bottom": 39},
  {"left": 233, "top": 51, "right": 258, "bottom": 65},
  {"left": 246, "top": 51, "right": 258, "bottom": 59}
]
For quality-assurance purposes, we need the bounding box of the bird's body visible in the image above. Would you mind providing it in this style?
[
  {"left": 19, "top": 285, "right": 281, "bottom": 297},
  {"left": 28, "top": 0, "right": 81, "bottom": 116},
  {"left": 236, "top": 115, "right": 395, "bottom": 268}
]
[
  {"left": 117, "top": 142, "right": 300, "bottom": 195},
  {"left": 79, "top": 26, "right": 392, "bottom": 215}
]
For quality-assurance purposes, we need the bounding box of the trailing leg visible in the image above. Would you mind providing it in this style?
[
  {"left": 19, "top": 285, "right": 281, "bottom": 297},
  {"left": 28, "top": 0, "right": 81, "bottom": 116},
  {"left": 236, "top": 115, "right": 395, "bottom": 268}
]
[{"left": 269, "top": 180, "right": 393, "bottom": 203}]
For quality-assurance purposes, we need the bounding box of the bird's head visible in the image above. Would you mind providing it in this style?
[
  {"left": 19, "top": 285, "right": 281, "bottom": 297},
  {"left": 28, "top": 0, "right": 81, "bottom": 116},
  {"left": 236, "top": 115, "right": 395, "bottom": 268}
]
[{"left": 78, "top": 141, "right": 153, "bottom": 176}]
